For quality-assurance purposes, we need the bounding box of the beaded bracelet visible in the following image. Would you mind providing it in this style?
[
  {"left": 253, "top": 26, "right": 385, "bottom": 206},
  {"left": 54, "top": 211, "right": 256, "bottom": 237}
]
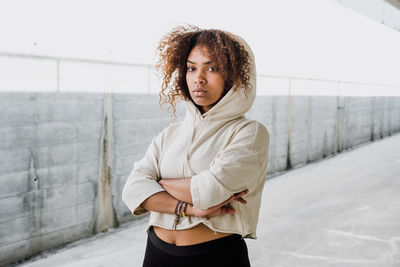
[
  {"left": 172, "top": 200, "right": 190, "bottom": 229},
  {"left": 182, "top": 202, "right": 188, "bottom": 217},
  {"left": 174, "top": 200, "right": 183, "bottom": 216},
  {"left": 172, "top": 201, "right": 183, "bottom": 229}
]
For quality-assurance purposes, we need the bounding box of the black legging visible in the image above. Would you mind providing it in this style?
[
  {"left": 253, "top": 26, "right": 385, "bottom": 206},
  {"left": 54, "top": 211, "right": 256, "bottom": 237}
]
[{"left": 143, "top": 227, "right": 251, "bottom": 267}]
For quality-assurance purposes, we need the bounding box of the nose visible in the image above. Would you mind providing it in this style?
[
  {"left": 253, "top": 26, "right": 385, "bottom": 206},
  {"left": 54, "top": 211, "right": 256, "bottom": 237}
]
[{"left": 194, "top": 72, "right": 206, "bottom": 85}]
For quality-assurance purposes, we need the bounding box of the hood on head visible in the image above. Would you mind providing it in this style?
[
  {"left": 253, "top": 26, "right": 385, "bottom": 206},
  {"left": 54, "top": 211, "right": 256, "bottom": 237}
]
[{"left": 185, "top": 31, "right": 256, "bottom": 121}]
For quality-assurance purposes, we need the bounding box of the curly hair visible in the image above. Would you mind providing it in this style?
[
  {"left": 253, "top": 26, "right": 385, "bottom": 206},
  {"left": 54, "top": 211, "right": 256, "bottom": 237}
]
[{"left": 156, "top": 24, "right": 254, "bottom": 117}]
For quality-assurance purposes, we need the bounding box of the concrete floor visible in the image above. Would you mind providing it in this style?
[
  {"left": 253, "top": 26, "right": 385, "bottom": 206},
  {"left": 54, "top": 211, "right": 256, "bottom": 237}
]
[{"left": 19, "top": 133, "right": 400, "bottom": 267}]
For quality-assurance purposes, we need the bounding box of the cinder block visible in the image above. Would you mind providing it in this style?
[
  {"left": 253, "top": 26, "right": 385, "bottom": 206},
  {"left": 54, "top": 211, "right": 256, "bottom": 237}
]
[
  {"left": 0, "top": 221, "right": 94, "bottom": 267},
  {"left": 114, "top": 175, "right": 127, "bottom": 206},
  {"left": 31, "top": 93, "right": 103, "bottom": 123},
  {"left": 75, "top": 100, "right": 104, "bottom": 121},
  {"left": 41, "top": 185, "right": 77, "bottom": 211},
  {"left": 114, "top": 136, "right": 152, "bottom": 158},
  {"left": 0, "top": 148, "right": 30, "bottom": 175},
  {"left": 36, "top": 123, "right": 76, "bottom": 146},
  {"left": 19, "top": 191, "right": 40, "bottom": 214},
  {"left": 77, "top": 182, "right": 96, "bottom": 204},
  {"left": 41, "top": 205, "right": 76, "bottom": 234},
  {"left": 290, "top": 140, "right": 308, "bottom": 167},
  {"left": 115, "top": 153, "right": 141, "bottom": 176},
  {"left": 290, "top": 112, "right": 309, "bottom": 127},
  {"left": 290, "top": 129, "right": 308, "bottom": 145},
  {"left": 77, "top": 160, "right": 100, "bottom": 183},
  {"left": 114, "top": 130, "right": 161, "bottom": 157},
  {"left": 113, "top": 175, "right": 135, "bottom": 223},
  {"left": 0, "top": 125, "right": 34, "bottom": 150},
  {"left": 0, "top": 92, "right": 37, "bottom": 101},
  {"left": 77, "top": 140, "right": 101, "bottom": 162},
  {"left": 34, "top": 143, "right": 77, "bottom": 168},
  {"left": 0, "top": 215, "right": 31, "bottom": 247},
  {"left": 0, "top": 195, "right": 26, "bottom": 223},
  {"left": 49, "top": 143, "right": 77, "bottom": 166},
  {"left": 0, "top": 172, "right": 28, "bottom": 198},
  {"left": 76, "top": 201, "right": 95, "bottom": 225},
  {"left": 36, "top": 100, "right": 80, "bottom": 122},
  {"left": 77, "top": 121, "right": 103, "bottom": 142},
  {"left": 274, "top": 120, "right": 289, "bottom": 134},
  {"left": 0, "top": 238, "right": 31, "bottom": 266},
  {"left": 275, "top": 154, "right": 288, "bottom": 171},
  {"left": 36, "top": 163, "right": 77, "bottom": 189},
  {"left": 390, "top": 98, "right": 400, "bottom": 131},
  {"left": 114, "top": 117, "right": 170, "bottom": 141}
]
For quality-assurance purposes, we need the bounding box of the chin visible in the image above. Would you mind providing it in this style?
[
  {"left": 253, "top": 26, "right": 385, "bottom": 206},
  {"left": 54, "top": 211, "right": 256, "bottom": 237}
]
[{"left": 194, "top": 101, "right": 209, "bottom": 107}]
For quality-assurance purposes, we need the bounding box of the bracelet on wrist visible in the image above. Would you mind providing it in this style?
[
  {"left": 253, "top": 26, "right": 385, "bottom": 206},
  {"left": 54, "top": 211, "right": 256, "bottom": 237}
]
[
  {"left": 172, "top": 201, "right": 190, "bottom": 229},
  {"left": 182, "top": 202, "right": 188, "bottom": 217}
]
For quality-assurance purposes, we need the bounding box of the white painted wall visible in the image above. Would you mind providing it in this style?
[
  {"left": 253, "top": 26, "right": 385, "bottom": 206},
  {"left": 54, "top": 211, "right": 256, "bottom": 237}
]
[{"left": 1, "top": 0, "right": 400, "bottom": 94}]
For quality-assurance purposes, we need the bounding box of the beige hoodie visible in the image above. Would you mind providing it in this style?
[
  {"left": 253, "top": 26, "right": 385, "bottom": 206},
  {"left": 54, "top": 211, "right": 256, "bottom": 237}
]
[{"left": 122, "top": 33, "right": 270, "bottom": 238}]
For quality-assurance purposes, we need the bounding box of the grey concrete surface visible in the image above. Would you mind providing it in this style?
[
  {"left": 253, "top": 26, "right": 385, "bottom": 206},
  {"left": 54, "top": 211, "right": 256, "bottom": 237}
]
[
  {"left": 17, "top": 132, "right": 400, "bottom": 267},
  {"left": 0, "top": 93, "right": 105, "bottom": 266},
  {"left": 1, "top": 93, "right": 400, "bottom": 266}
]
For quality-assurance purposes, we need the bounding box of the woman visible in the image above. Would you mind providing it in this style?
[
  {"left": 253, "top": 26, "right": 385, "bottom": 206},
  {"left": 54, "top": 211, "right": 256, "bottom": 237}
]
[{"left": 122, "top": 25, "right": 270, "bottom": 267}]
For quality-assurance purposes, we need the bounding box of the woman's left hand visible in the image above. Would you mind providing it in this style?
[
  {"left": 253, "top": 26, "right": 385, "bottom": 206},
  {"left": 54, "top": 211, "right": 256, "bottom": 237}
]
[{"left": 187, "top": 189, "right": 249, "bottom": 219}]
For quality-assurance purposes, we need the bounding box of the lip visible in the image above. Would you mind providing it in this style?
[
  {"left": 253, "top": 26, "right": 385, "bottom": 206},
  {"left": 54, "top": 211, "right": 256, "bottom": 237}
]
[{"left": 192, "top": 89, "right": 207, "bottom": 97}]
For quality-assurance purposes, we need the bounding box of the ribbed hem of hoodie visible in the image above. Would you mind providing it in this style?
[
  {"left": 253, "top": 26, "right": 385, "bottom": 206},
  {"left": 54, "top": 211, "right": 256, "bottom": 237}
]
[{"left": 190, "top": 173, "right": 202, "bottom": 209}]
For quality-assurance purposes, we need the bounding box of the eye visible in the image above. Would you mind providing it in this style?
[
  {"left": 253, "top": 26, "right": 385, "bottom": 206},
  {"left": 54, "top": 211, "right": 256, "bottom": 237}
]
[
  {"left": 187, "top": 66, "right": 195, "bottom": 72},
  {"left": 207, "top": 66, "right": 216, "bottom": 72}
]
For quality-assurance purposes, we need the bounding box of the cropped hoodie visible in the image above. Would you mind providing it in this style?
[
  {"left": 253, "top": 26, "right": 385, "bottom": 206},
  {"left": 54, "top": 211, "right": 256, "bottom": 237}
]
[{"left": 122, "top": 33, "right": 270, "bottom": 239}]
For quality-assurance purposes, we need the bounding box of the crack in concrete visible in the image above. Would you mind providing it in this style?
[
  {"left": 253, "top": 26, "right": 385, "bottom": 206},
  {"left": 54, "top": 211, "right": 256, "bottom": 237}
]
[
  {"left": 326, "top": 229, "right": 400, "bottom": 265},
  {"left": 326, "top": 229, "right": 388, "bottom": 242},
  {"left": 256, "top": 231, "right": 400, "bottom": 265}
]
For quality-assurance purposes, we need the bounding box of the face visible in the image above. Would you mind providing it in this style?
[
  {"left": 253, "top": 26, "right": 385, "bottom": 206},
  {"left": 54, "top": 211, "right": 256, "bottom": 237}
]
[{"left": 186, "top": 45, "right": 225, "bottom": 114}]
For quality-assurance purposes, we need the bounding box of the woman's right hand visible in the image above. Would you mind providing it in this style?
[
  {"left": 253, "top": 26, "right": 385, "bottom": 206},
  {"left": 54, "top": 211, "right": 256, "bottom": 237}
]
[{"left": 188, "top": 189, "right": 249, "bottom": 219}]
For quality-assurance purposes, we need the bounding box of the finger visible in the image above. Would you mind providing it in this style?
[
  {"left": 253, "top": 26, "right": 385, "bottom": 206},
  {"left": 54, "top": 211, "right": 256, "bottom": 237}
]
[
  {"left": 220, "top": 195, "right": 236, "bottom": 206},
  {"left": 220, "top": 191, "right": 247, "bottom": 207},
  {"left": 213, "top": 189, "right": 250, "bottom": 209},
  {"left": 207, "top": 197, "right": 234, "bottom": 213},
  {"left": 241, "top": 188, "right": 249, "bottom": 195},
  {"left": 234, "top": 197, "right": 247, "bottom": 204},
  {"left": 233, "top": 189, "right": 249, "bottom": 198},
  {"left": 225, "top": 205, "right": 236, "bottom": 214}
]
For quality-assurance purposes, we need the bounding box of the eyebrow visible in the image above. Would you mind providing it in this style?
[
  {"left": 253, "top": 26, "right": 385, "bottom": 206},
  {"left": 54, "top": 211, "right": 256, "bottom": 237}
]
[{"left": 187, "top": 60, "right": 213, "bottom": 65}]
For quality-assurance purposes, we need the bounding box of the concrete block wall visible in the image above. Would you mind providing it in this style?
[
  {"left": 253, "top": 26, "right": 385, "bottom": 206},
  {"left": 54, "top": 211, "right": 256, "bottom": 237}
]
[
  {"left": 1, "top": 93, "right": 400, "bottom": 266},
  {"left": 0, "top": 93, "right": 105, "bottom": 266},
  {"left": 247, "top": 95, "right": 400, "bottom": 172}
]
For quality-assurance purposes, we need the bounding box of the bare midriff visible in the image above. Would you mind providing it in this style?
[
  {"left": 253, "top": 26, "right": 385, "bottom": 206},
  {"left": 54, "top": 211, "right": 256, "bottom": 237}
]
[{"left": 153, "top": 223, "right": 233, "bottom": 246}]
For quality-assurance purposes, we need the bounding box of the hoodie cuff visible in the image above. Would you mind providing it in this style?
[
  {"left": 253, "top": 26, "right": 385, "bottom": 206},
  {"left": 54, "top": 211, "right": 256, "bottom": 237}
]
[
  {"left": 191, "top": 173, "right": 202, "bottom": 209},
  {"left": 123, "top": 183, "right": 165, "bottom": 215}
]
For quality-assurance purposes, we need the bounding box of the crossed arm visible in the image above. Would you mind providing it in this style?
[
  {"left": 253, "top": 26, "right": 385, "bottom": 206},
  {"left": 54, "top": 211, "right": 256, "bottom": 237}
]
[
  {"left": 140, "top": 177, "right": 248, "bottom": 219},
  {"left": 127, "top": 122, "right": 269, "bottom": 219}
]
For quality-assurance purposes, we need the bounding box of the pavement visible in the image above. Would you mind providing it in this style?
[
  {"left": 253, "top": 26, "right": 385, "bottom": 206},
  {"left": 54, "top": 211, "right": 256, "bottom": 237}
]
[{"left": 18, "top": 133, "right": 400, "bottom": 267}]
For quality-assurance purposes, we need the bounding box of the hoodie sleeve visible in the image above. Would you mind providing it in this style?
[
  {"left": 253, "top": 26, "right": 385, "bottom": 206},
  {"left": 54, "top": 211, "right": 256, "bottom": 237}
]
[
  {"left": 121, "top": 127, "right": 168, "bottom": 215},
  {"left": 190, "top": 121, "right": 270, "bottom": 210}
]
